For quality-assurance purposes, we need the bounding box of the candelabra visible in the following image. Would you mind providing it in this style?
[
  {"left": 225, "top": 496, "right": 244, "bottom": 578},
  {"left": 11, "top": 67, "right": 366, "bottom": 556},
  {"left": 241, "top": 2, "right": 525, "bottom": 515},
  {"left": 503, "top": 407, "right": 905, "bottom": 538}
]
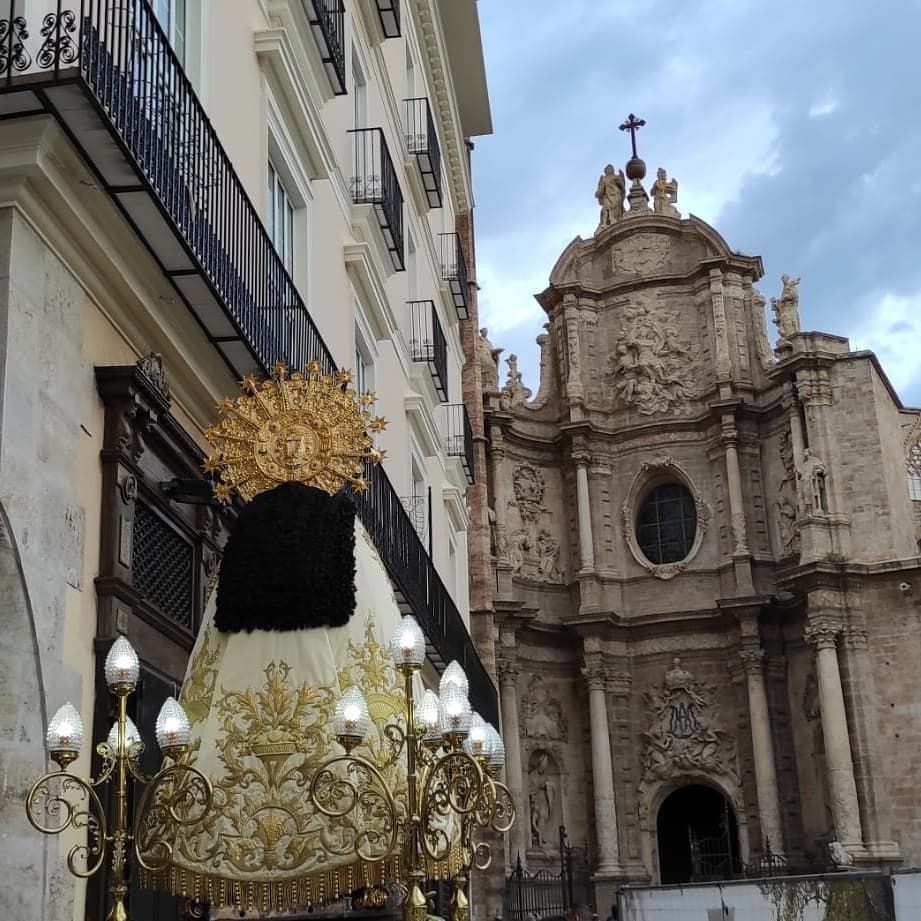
[
  {"left": 310, "top": 615, "right": 515, "bottom": 921},
  {"left": 25, "top": 637, "right": 213, "bottom": 921}
]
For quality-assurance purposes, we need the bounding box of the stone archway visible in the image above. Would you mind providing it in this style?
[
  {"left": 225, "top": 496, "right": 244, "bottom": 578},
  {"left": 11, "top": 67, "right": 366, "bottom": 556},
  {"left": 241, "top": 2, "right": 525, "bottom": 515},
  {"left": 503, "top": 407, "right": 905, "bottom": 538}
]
[
  {"left": 0, "top": 503, "right": 50, "bottom": 918},
  {"left": 656, "top": 784, "right": 741, "bottom": 885}
]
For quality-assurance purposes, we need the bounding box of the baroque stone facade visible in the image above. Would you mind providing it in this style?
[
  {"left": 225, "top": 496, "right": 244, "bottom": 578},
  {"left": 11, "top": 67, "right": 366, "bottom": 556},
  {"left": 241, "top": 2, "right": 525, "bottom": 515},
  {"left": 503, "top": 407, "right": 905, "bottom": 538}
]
[{"left": 481, "top": 155, "right": 921, "bottom": 899}]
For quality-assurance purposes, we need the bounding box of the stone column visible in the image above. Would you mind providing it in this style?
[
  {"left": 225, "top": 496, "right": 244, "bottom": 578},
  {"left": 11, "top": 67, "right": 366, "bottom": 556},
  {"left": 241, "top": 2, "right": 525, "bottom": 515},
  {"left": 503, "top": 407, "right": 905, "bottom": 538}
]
[
  {"left": 497, "top": 657, "right": 528, "bottom": 866},
  {"left": 582, "top": 659, "right": 623, "bottom": 876},
  {"left": 839, "top": 624, "right": 899, "bottom": 859},
  {"left": 575, "top": 453, "right": 595, "bottom": 572},
  {"left": 721, "top": 423, "right": 753, "bottom": 594},
  {"left": 804, "top": 620, "right": 863, "bottom": 848},
  {"left": 739, "top": 648, "right": 785, "bottom": 853}
]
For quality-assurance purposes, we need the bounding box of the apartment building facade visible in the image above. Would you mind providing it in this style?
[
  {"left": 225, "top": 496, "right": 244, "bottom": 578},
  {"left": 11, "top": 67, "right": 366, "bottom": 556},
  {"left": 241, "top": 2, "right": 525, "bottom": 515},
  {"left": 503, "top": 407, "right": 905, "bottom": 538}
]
[{"left": 0, "top": 1, "right": 494, "bottom": 918}]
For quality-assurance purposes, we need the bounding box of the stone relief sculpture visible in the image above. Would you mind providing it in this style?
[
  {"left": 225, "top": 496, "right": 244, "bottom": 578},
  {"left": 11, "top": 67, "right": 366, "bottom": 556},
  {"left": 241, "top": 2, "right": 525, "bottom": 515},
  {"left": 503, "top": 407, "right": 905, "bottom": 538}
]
[
  {"left": 650, "top": 167, "right": 679, "bottom": 217},
  {"left": 509, "top": 528, "right": 531, "bottom": 574},
  {"left": 751, "top": 288, "right": 775, "bottom": 370},
  {"left": 502, "top": 354, "right": 532, "bottom": 407},
  {"left": 770, "top": 274, "right": 801, "bottom": 342},
  {"left": 477, "top": 327, "right": 502, "bottom": 391},
  {"left": 488, "top": 503, "right": 508, "bottom": 559},
  {"left": 639, "top": 658, "right": 739, "bottom": 787},
  {"left": 536, "top": 529, "right": 562, "bottom": 582},
  {"left": 610, "top": 233, "right": 672, "bottom": 276},
  {"left": 775, "top": 428, "right": 801, "bottom": 557},
  {"left": 797, "top": 448, "right": 828, "bottom": 516},
  {"left": 522, "top": 675, "right": 567, "bottom": 741},
  {"left": 528, "top": 749, "right": 561, "bottom": 850},
  {"left": 512, "top": 463, "right": 546, "bottom": 523},
  {"left": 595, "top": 163, "right": 626, "bottom": 229},
  {"left": 606, "top": 302, "right": 697, "bottom": 415}
]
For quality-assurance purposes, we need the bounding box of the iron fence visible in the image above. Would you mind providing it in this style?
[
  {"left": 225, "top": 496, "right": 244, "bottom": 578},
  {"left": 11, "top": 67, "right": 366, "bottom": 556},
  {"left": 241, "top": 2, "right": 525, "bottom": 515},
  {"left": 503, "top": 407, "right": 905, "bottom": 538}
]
[{"left": 404, "top": 96, "right": 442, "bottom": 207}]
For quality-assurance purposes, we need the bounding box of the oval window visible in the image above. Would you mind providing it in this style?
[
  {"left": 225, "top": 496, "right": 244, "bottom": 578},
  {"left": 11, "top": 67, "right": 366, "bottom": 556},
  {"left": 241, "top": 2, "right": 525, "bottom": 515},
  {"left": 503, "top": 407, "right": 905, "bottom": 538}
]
[{"left": 635, "top": 482, "right": 697, "bottom": 565}]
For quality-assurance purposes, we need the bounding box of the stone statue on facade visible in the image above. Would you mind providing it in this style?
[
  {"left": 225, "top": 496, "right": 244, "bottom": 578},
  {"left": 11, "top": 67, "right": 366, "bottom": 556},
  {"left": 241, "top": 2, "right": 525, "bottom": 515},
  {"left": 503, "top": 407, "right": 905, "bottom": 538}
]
[
  {"left": 751, "top": 288, "right": 775, "bottom": 370},
  {"left": 776, "top": 496, "right": 799, "bottom": 556},
  {"left": 509, "top": 528, "right": 531, "bottom": 574},
  {"left": 536, "top": 528, "right": 562, "bottom": 582},
  {"left": 771, "top": 274, "right": 802, "bottom": 341},
  {"left": 503, "top": 354, "right": 532, "bottom": 406},
  {"left": 797, "top": 448, "right": 828, "bottom": 515},
  {"left": 828, "top": 840, "right": 854, "bottom": 868},
  {"left": 528, "top": 750, "right": 559, "bottom": 849},
  {"left": 595, "top": 164, "right": 626, "bottom": 230},
  {"left": 477, "top": 327, "right": 502, "bottom": 391},
  {"left": 488, "top": 503, "right": 507, "bottom": 559},
  {"left": 650, "top": 167, "right": 679, "bottom": 217}
]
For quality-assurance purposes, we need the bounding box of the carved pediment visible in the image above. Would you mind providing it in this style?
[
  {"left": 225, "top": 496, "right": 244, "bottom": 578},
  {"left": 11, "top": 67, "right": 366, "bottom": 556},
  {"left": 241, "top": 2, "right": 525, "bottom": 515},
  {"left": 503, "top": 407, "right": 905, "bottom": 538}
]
[{"left": 609, "top": 232, "right": 673, "bottom": 276}]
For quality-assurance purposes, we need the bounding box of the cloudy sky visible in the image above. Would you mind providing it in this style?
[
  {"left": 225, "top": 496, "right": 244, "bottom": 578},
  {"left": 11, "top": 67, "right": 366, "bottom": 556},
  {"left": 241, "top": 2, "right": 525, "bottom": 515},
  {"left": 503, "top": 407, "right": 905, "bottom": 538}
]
[{"left": 472, "top": 0, "right": 921, "bottom": 408}]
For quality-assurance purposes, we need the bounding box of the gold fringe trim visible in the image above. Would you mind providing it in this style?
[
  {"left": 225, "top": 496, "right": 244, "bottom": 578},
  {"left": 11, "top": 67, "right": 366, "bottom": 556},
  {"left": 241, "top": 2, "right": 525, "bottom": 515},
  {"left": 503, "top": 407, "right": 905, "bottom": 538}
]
[{"left": 140, "top": 852, "right": 462, "bottom": 913}]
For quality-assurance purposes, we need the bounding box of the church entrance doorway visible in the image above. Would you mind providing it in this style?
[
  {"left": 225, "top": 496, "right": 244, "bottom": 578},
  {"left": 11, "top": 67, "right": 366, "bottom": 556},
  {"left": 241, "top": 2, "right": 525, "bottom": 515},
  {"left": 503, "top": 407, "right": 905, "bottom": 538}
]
[{"left": 656, "top": 785, "right": 741, "bottom": 884}]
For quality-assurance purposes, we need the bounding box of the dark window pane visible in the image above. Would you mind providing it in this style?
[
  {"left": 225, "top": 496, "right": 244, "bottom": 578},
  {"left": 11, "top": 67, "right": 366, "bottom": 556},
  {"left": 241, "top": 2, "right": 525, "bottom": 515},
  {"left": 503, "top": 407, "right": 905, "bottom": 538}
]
[{"left": 635, "top": 482, "right": 697, "bottom": 565}]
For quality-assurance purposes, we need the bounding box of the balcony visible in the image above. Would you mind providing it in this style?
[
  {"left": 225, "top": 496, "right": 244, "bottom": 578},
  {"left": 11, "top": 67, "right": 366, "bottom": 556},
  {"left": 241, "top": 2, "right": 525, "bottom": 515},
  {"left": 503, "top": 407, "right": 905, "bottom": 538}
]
[
  {"left": 444, "top": 404, "right": 475, "bottom": 485},
  {"left": 0, "top": 0, "right": 496, "bottom": 726},
  {"left": 350, "top": 128, "right": 405, "bottom": 271},
  {"left": 408, "top": 300, "right": 448, "bottom": 402},
  {"left": 373, "top": 0, "right": 400, "bottom": 38},
  {"left": 399, "top": 494, "right": 428, "bottom": 544},
  {"left": 404, "top": 97, "right": 442, "bottom": 208},
  {"left": 305, "top": 0, "right": 346, "bottom": 95},
  {"left": 440, "top": 232, "right": 469, "bottom": 320}
]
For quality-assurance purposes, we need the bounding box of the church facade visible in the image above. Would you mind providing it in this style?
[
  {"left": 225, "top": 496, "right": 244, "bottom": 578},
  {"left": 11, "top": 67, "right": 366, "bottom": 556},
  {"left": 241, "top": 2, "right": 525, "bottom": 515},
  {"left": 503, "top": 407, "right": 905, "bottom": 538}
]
[{"left": 477, "top": 153, "right": 921, "bottom": 907}]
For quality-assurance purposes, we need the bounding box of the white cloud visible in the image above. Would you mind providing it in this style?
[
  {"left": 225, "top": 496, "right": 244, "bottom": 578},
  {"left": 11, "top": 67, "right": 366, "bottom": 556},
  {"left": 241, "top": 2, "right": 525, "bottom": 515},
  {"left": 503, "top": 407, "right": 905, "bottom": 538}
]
[
  {"left": 849, "top": 291, "right": 921, "bottom": 402},
  {"left": 808, "top": 97, "right": 839, "bottom": 117}
]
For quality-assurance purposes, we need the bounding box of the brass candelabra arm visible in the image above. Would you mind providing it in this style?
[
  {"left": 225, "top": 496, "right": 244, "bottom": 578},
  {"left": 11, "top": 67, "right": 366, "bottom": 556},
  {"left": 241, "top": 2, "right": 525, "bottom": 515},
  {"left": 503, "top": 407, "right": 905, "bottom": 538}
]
[
  {"left": 133, "top": 756, "right": 213, "bottom": 872},
  {"left": 486, "top": 779, "right": 516, "bottom": 834},
  {"left": 25, "top": 769, "right": 108, "bottom": 879},
  {"left": 380, "top": 721, "right": 407, "bottom": 770},
  {"left": 309, "top": 751, "right": 400, "bottom": 863}
]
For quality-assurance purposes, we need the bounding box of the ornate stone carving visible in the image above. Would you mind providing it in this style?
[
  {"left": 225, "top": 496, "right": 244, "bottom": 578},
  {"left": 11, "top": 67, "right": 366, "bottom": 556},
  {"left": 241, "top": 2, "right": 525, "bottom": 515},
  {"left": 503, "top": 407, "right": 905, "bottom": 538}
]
[
  {"left": 738, "top": 648, "right": 766, "bottom": 675},
  {"left": 581, "top": 660, "right": 607, "bottom": 692},
  {"left": 775, "top": 427, "right": 801, "bottom": 557},
  {"left": 650, "top": 167, "right": 679, "bottom": 217},
  {"left": 610, "top": 234, "right": 672, "bottom": 276},
  {"left": 771, "top": 274, "right": 801, "bottom": 342},
  {"left": 621, "top": 457, "right": 710, "bottom": 579},
  {"left": 528, "top": 749, "right": 562, "bottom": 850},
  {"left": 512, "top": 463, "right": 546, "bottom": 522},
  {"left": 536, "top": 528, "right": 563, "bottom": 583},
  {"left": 136, "top": 352, "right": 171, "bottom": 402},
  {"left": 797, "top": 448, "right": 828, "bottom": 516},
  {"left": 522, "top": 675, "right": 567, "bottom": 741},
  {"left": 488, "top": 503, "right": 508, "bottom": 559},
  {"left": 477, "top": 327, "right": 502, "bottom": 392},
  {"left": 639, "top": 658, "right": 739, "bottom": 787},
  {"left": 802, "top": 672, "right": 820, "bottom": 721},
  {"left": 804, "top": 621, "right": 842, "bottom": 650},
  {"left": 752, "top": 288, "right": 775, "bottom": 370},
  {"left": 606, "top": 301, "right": 697, "bottom": 415},
  {"left": 497, "top": 658, "right": 520, "bottom": 685},
  {"left": 509, "top": 528, "right": 531, "bottom": 574},
  {"left": 503, "top": 354, "right": 532, "bottom": 406},
  {"left": 595, "top": 164, "right": 626, "bottom": 229}
]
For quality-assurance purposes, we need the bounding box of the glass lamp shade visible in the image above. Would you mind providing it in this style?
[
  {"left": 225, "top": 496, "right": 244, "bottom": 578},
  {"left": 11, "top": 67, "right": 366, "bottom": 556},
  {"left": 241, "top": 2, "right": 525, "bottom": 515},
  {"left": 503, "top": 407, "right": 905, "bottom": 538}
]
[
  {"left": 155, "top": 697, "right": 191, "bottom": 751},
  {"left": 333, "top": 688, "right": 371, "bottom": 741},
  {"left": 485, "top": 723, "right": 506, "bottom": 768},
  {"left": 390, "top": 615, "right": 426, "bottom": 669},
  {"left": 106, "top": 716, "right": 141, "bottom": 755},
  {"left": 104, "top": 636, "right": 140, "bottom": 689},
  {"left": 414, "top": 689, "right": 441, "bottom": 740},
  {"left": 46, "top": 702, "right": 85, "bottom": 756},
  {"left": 438, "top": 684, "right": 472, "bottom": 738},
  {"left": 463, "top": 712, "right": 489, "bottom": 759},
  {"left": 439, "top": 660, "right": 469, "bottom": 698}
]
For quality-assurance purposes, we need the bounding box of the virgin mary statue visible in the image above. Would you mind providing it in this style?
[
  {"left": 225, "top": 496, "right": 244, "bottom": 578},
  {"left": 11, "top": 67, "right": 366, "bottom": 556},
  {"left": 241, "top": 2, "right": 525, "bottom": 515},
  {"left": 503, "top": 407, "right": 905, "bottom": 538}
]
[{"left": 139, "top": 363, "right": 459, "bottom": 916}]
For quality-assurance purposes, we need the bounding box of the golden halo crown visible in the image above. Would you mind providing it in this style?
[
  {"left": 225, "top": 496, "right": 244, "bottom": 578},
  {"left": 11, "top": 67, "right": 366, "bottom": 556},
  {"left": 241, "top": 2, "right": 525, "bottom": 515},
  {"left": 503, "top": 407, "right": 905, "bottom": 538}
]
[{"left": 203, "top": 360, "right": 387, "bottom": 501}]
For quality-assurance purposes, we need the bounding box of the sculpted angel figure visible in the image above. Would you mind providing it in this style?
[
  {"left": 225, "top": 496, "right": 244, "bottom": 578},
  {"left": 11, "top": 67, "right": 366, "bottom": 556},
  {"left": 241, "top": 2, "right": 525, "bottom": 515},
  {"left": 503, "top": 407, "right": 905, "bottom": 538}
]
[
  {"left": 595, "top": 163, "right": 626, "bottom": 228},
  {"left": 650, "top": 167, "right": 679, "bottom": 216}
]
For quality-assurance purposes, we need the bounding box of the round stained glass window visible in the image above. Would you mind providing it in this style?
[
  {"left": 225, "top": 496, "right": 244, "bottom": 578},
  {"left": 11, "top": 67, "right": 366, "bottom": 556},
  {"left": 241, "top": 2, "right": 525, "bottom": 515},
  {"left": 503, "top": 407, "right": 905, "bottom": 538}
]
[{"left": 635, "top": 483, "right": 697, "bottom": 565}]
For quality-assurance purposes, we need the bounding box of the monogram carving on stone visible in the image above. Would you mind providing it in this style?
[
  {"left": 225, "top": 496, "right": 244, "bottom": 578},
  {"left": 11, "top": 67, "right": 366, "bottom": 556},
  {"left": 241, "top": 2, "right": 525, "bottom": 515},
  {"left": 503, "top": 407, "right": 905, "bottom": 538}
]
[
  {"left": 640, "top": 658, "right": 738, "bottom": 785},
  {"left": 606, "top": 301, "right": 697, "bottom": 415},
  {"left": 522, "top": 675, "right": 567, "bottom": 742},
  {"left": 512, "top": 463, "right": 546, "bottom": 523},
  {"left": 610, "top": 233, "right": 671, "bottom": 276}
]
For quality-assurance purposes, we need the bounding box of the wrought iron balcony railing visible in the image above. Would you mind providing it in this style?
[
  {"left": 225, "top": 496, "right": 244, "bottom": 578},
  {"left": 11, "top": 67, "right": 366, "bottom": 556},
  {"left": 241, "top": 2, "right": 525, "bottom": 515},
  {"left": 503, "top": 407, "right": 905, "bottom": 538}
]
[
  {"left": 305, "top": 0, "right": 346, "bottom": 94},
  {"left": 350, "top": 127, "right": 405, "bottom": 271},
  {"left": 440, "top": 232, "right": 469, "bottom": 320},
  {"left": 0, "top": 0, "right": 496, "bottom": 725},
  {"left": 444, "top": 403, "right": 475, "bottom": 485},
  {"left": 404, "top": 97, "right": 442, "bottom": 208},
  {"left": 373, "top": 0, "right": 400, "bottom": 38},
  {"left": 408, "top": 300, "right": 448, "bottom": 402},
  {"left": 399, "top": 494, "right": 428, "bottom": 543}
]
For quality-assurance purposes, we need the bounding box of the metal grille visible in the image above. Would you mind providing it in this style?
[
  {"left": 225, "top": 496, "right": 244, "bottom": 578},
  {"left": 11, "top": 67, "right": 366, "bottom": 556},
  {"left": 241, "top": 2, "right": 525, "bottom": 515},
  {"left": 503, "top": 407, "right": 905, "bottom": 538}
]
[{"left": 132, "top": 503, "right": 193, "bottom": 629}]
